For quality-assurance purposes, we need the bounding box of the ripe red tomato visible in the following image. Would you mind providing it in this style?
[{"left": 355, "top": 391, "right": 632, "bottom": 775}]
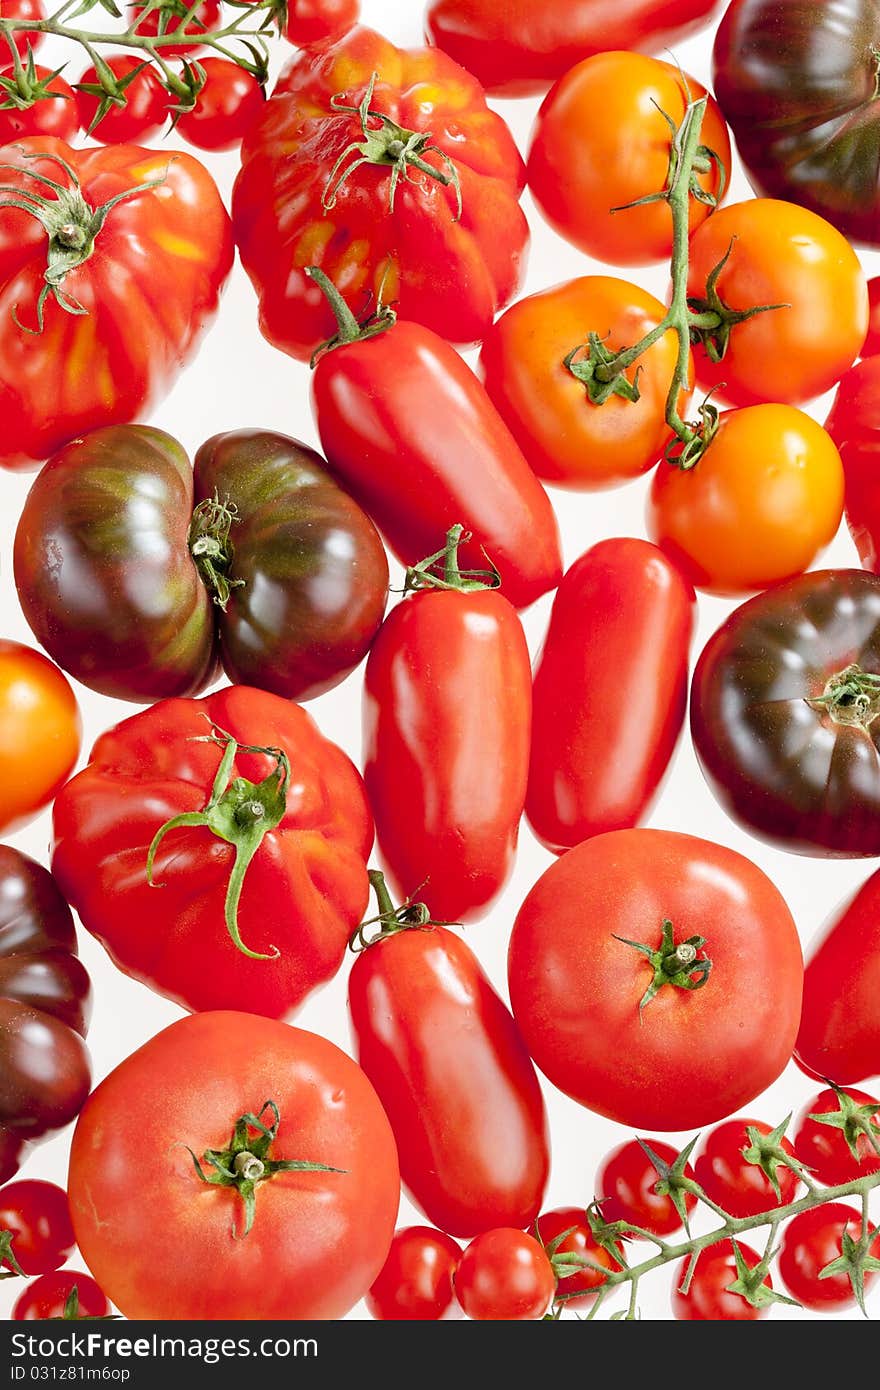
[
  {"left": 508, "top": 828, "right": 803, "bottom": 1131},
  {"left": 534, "top": 1208, "right": 622, "bottom": 1309},
  {"left": 778, "top": 1205, "right": 880, "bottom": 1312},
  {"left": 176, "top": 58, "right": 264, "bottom": 151},
  {"left": 454, "top": 1229, "right": 555, "bottom": 1321},
  {"left": 865, "top": 278, "right": 880, "bottom": 357},
  {"left": 366, "top": 1227, "right": 462, "bottom": 1321},
  {"left": 0, "top": 640, "right": 80, "bottom": 836},
  {"left": 0, "top": 1181, "right": 74, "bottom": 1276},
  {"left": 825, "top": 355, "right": 880, "bottom": 573},
  {"left": 0, "top": 65, "right": 78, "bottom": 141},
  {"left": 285, "top": 0, "right": 359, "bottom": 46},
  {"left": 12, "top": 1271, "right": 110, "bottom": 1321},
  {"left": 1, "top": 0, "right": 44, "bottom": 59},
  {"left": 693, "top": 1119, "right": 801, "bottom": 1219},
  {"left": 672, "top": 1240, "right": 769, "bottom": 1321},
  {"left": 527, "top": 53, "right": 730, "bottom": 265},
  {"left": 130, "top": 0, "right": 221, "bottom": 55},
  {"left": 793, "top": 1088, "right": 880, "bottom": 1187},
  {"left": 76, "top": 55, "right": 167, "bottom": 142},
  {"left": 596, "top": 1139, "right": 696, "bottom": 1237}
]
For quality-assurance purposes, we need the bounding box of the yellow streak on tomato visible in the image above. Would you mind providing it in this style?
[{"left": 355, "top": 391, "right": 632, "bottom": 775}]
[
  {"left": 294, "top": 220, "right": 335, "bottom": 266},
  {"left": 150, "top": 229, "right": 203, "bottom": 261}
]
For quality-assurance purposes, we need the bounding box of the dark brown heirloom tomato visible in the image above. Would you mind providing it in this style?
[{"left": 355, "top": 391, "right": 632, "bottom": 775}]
[
  {"left": 691, "top": 570, "right": 880, "bottom": 856},
  {"left": 13, "top": 425, "right": 388, "bottom": 704},
  {"left": 712, "top": 0, "right": 880, "bottom": 246},
  {"left": 0, "top": 846, "right": 91, "bottom": 1183}
]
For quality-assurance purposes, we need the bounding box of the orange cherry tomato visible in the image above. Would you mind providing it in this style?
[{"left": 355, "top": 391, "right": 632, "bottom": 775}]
[
  {"left": 0, "top": 640, "right": 80, "bottom": 834},
  {"left": 647, "top": 405, "right": 844, "bottom": 596},
  {"left": 526, "top": 52, "right": 730, "bottom": 266}
]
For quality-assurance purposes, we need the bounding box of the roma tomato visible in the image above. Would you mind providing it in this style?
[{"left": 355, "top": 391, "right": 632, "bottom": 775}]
[
  {"left": 647, "top": 406, "right": 844, "bottom": 595},
  {"left": 0, "top": 0, "right": 44, "bottom": 59},
  {"left": 425, "top": 0, "right": 720, "bottom": 97},
  {"left": 52, "top": 686, "right": 373, "bottom": 1019},
  {"left": 285, "top": 0, "right": 359, "bottom": 46},
  {"left": 794, "top": 1088, "right": 880, "bottom": 1186},
  {"left": 693, "top": 1120, "right": 801, "bottom": 1219},
  {"left": 479, "top": 277, "right": 689, "bottom": 490},
  {"left": 596, "top": 1139, "right": 697, "bottom": 1237},
  {"left": 778, "top": 1205, "right": 880, "bottom": 1311},
  {"left": 533, "top": 1208, "right": 621, "bottom": 1308},
  {"left": 525, "top": 539, "right": 694, "bottom": 854},
  {"left": 76, "top": 56, "right": 166, "bottom": 142},
  {"left": 175, "top": 59, "right": 264, "bottom": 151},
  {"left": 232, "top": 26, "right": 528, "bottom": 361},
  {"left": 826, "top": 356, "right": 880, "bottom": 572},
  {"left": 508, "top": 829, "right": 803, "bottom": 1131},
  {"left": 0, "top": 138, "right": 233, "bottom": 471},
  {"left": 0, "top": 641, "right": 79, "bottom": 836},
  {"left": 363, "top": 529, "right": 531, "bottom": 921},
  {"left": 687, "top": 198, "right": 868, "bottom": 407},
  {"left": 349, "top": 874, "right": 549, "bottom": 1238},
  {"left": 454, "top": 1229, "right": 555, "bottom": 1321},
  {"left": 0, "top": 64, "right": 78, "bottom": 142},
  {"left": 12, "top": 1271, "right": 110, "bottom": 1320},
  {"left": 527, "top": 53, "right": 729, "bottom": 265},
  {"left": 130, "top": 0, "right": 221, "bottom": 55},
  {"left": 366, "top": 1227, "right": 462, "bottom": 1321},
  {"left": 672, "top": 1240, "right": 769, "bottom": 1321},
  {"left": 68, "top": 1011, "right": 400, "bottom": 1320},
  {"left": 0, "top": 1181, "right": 74, "bottom": 1276}
]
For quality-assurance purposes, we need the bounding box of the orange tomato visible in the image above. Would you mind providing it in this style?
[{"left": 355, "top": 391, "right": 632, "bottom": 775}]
[
  {"left": 0, "top": 641, "right": 80, "bottom": 834},
  {"left": 647, "top": 405, "right": 844, "bottom": 596}
]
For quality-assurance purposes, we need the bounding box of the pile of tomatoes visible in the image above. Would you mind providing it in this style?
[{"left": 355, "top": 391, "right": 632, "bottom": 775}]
[{"left": 1, "top": 0, "right": 880, "bottom": 1325}]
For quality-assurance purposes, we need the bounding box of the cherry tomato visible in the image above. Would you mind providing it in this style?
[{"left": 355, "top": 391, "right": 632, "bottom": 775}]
[
  {"left": 175, "top": 58, "right": 264, "bottom": 151},
  {"left": 0, "top": 1181, "right": 74, "bottom": 1276},
  {"left": 865, "top": 278, "right": 880, "bottom": 358},
  {"left": 285, "top": 0, "right": 359, "bottom": 46},
  {"left": 527, "top": 53, "right": 730, "bottom": 266},
  {"left": 12, "top": 1270, "right": 111, "bottom": 1320},
  {"left": 366, "top": 1227, "right": 462, "bottom": 1321},
  {"left": 454, "top": 1229, "right": 555, "bottom": 1321},
  {"left": 130, "top": 0, "right": 221, "bottom": 55},
  {"left": 693, "top": 1119, "right": 801, "bottom": 1219},
  {"left": 793, "top": 1089, "right": 880, "bottom": 1187},
  {"left": 778, "top": 1205, "right": 880, "bottom": 1312},
  {"left": 687, "top": 198, "right": 868, "bottom": 408},
  {"left": 596, "top": 1139, "right": 696, "bottom": 1237},
  {"left": 672, "top": 1239, "right": 769, "bottom": 1321},
  {"left": 76, "top": 55, "right": 167, "bottom": 142},
  {"left": 0, "top": 640, "right": 80, "bottom": 837},
  {"left": 648, "top": 405, "right": 844, "bottom": 596},
  {"left": 0, "top": 65, "right": 78, "bottom": 142},
  {"left": 534, "top": 1208, "right": 621, "bottom": 1309},
  {"left": 1, "top": 0, "right": 44, "bottom": 59}
]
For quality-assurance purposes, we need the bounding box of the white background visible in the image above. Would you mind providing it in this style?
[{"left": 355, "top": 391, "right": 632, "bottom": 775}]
[{"left": 1, "top": 0, "right": 878, "bottom": 1322}]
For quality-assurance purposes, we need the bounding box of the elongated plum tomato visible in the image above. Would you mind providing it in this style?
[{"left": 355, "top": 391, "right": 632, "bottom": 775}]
[{"left": 366, "top": 1227, "right": 462, "bottom": 1321}]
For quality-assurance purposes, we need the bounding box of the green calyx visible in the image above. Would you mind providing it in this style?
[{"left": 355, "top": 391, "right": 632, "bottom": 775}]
[
  {"left": 614, "top": 917, "right": 712, "bottom": 1012},
  {"left": 146, "top": 723, "right": 289, "bottom": 960},
  {"left": 350, "top": 869, "right": 452, "bottom": 951},
  {"left": 740, "top": 1116, "right": 810, "bottom": 1201},
  {"left": 686, "top": 237, "right": 788, "bottom": 365},
  {"left": 51, "top": 1286, "right": 119, "bottom": 1322},
  {"left": 819, "top": 1225, "right": 880, "bottom": 1317},
  {"left": 188, "top": 492, "right": 245, "bottom": 611},
  {"left": 722, "top": 1239, "right": 799, "bottom": 1312},
  {"left": 811, "top": 664, "right": 880, "bottom": 729},
  {"left": 305, "top": 264, "right": 397, "bottom": 365},
  {"left": 809, "top": 1086, "right": 880, "bottom": 1164},
  {"left": 404, "top": 524, "right": 500, "bottom": 595},
  {"left": 0, "top": 48, "right": 70, "bottom": 112},
  {"left": 0, "top": 1231, "right": 25, "bottom": 1280},
  {"left": 564, "top": 333, "right": 644, "bottom": 406},
  {"left": 640, "top": 1137, "right": 700, "bottom": 1235}
]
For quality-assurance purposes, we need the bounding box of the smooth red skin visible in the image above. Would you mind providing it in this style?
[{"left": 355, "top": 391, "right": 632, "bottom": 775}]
[
  {"left": 672, "top": 1240, "right": 768, "bottom": 1321},
  {"left": 826, "top": 356, "right": 880, "bottom": 571},
  {"left": 424, "top": 0, "right": 719, "bottom": 96},
  {"left": 693, "top": 1119, "right": 801, "bottom": 1219},
  {"left": 866, "top": 278, "right": 880, "bottom": 356},
  {"left": 176, "top": 59, "right": 265, "bottom": 151},
  {"left": 76, "top": 56, "right": 167, "bottom": 143},
  {"left": 526, "top": 539, "right": 694, "bottom": 854},
  {"left": 0, "top": 1180, "right": 74, "bottom": 1275},
  {"left": 794, "top": 1089, "right": 880, "bottom": 1186},
  {"left": 364, "top": 590, "right": 531, "bottom": 921},
  {"left": 68, "top": 1012, "right": 400, "bottom": 1321},
  {"left": 51, "top": 686, "right": 373, "bottom": 1020},
  {"left": 130, "top": 0, "right": 221, "bottom": 55},
  {"left": 597, "top": 1139, "right": 697, "bottom": 1237},
  {"left": 795, "top": 867, "right": 880, "bottom": 1085},
  {"left": 455, "top": 1229, "right": 555, "bottom": 1321},
  {"left": 0, "top": 138, "right": 233, "bottom": 471},
  {"left": 349, "top": 926, "right": 549, "bottom": 1238},
  {"left": 779, "top": 1205, "right": 880, "bottom": 1310},
  {"left": 534, "top": 1207, "right": 622, "bottom": 1307},
  {"left": 285, "top": 0, "right": 359, "bottom": 45},
  {"left": 508, "top": 828, "right": 803, "bottom": 1131},
  {"left": 366, "top": 1226, "right": 462, "bottom": 1321},
  {"left": 0, "top": 67, "right": 78, "bottom": 142},
  {"left": 13, "top": 1270, "right": 110, "bottom": 1321},
  {"left": 313, "top": 324, "right": 562, "bottom": 611},
  {"left": 2, "top": 0, "right": 44, "bottom": 59}
]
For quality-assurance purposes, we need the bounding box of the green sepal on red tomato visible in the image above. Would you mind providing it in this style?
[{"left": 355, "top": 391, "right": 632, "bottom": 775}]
[{"left": 0, "top": 60, "right": 79, "bottom": 143}]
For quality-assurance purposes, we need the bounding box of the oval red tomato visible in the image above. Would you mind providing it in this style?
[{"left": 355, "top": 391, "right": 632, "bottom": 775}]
[
  {"left": 366, "top": 1226, "right": 462, "bottom": 1321},
  {"left": 778, "top": 1205, "right": 880, "bottom": 1312},
  {"left": 0, "top": 1180, "right": 74, "bottom": 1276},
  {"left": 12, "top": 1270, "right": 110, "bottom": 1321},
  {"left": 672, "top": 1239, "right": 769, "bottom": 1321},
  {"left": 76, "top": 55, "right": 166, "bottom": 142},
  {"left": 596, "top": 1139, "right": 697, "bottom": 1237},
  {"left": 176, "top": 58, "right": 264, "bottom": 151},
  {"left": 454, "top": 1228, "right": 555, "bottom": 1321},
  {"left": 693, "top": 1119, "right": 802, "bottom": 1219},
  {"left": 793, "top": 1088, "right": 880, "bottom": 1187}
]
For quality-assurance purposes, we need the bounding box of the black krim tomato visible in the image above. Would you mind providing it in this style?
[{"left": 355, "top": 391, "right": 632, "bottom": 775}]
[
  {"left": 691, "top": 570, "right": 880, "bottom": 856},
  {"left": 712, "top": 0, "right": 880, "bottom": 246},
  {"left": 0, "top": 846, "right": 92, "bottom": 1183},
  {"left": 13, "top": 425, "right": 389, "bottom": 704}
]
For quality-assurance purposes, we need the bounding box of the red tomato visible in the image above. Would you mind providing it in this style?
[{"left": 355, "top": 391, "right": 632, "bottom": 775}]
[
  {"left": 0, "top": 138, "right": 233, "bottom": 471},
  {"left": 596, "top": 1139, "right": 697, "bottom": 1237},
  {"left": 0, "top": 0, "right": 44, "bottom": 60},
  {"left": 0, "top": 65, "right": 78, "bottom": 142},
  {"left": 130, "top": 0, "right": 221, "bottom": 55},
  {"left": 285, "top": 0, "right": 359, "bottom": 46},
  {"left": 866, "top": 278, "right": 880, "bottom": 357},
  {"left": 526, "top": 539, "right": 694, "bottom": 853},
  {"left": 175, "top": 58, "right": 264, "bottom": 151},
  {"left": 12, "top": 1270, "right": 110, "bottom": 1321},
  {"left": 366, "top": 1226, "right": 462, "bottom": 1321},
  {"left": 0, "top": 640, "right": 80, "bottom": 836},
  {"left": 68, "top": 1011, "right": 400, "bottom": 1320},
  {"left": 534, "top": 1207, "right": 622, "bottom": 1308},
  {"left": 778, "top": 1205, "right": 880, "bottom": 1312},
  {"left": 793, "top": 1088, "right": 880, "bottom": 1187},
  {"left": 508, "top": 829, "right": 803, "bottom": 1131},
  {"left": 825, "top": 355, "right": 880, "bottom": 572},
  {"left": 0, "top": 1181, "right": 74, "bottom": 1276},
  {"left": 672, "top": 1240, "right": 769, "bottom": 1321},
  {"left": 455, "top": 1229, "right": 555, "bottom": 1321},
  {"left": 693, "top": 1119, "right": 801, "bottom": 1219},
  {"left": 527, "top": 53, "right": 730, "bottom": 265},
  {"left": 76, "top": 55, "right": 167, "bottom": 142}
]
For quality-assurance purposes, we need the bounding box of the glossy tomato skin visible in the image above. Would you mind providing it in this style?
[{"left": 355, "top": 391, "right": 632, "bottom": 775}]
[
  {"left": 175, "top": 59, "right": 264, "bottom": 151},
  {"left": 454, "top": 1229, "right": 555, "bottom": 1321},
  {"left": 865, "top": 278, "right": 880, "bottom": 356},
  {"left": 364, "top": 589, "right": 531, "bottom": 921},
  {"left": 130, "top": 0, "right": 221, "bottom": 55},
  {"left": 672, "top": 1239, "right": 768, "bottom": 1320},
  {"left": 0, "top": 1181, "right": 75, "bottom": 1275},
  {"left": 526, "top": 539, "right": 694, "bottom": 854},
  {"left": 596, "top": 1139, "right": 697, "bottom": 1237},
  {"left": 687, "top": 198, "right": 867, "bottom": 407},
  {"left": 233, "top": 27, "right": 528, "bottom": 362},
  {"left": 0, "top": 67, "right": 78, "bottom": 142},
  {"left": 0, "top": 642, "right": 80, "bottom": 836},
  {"left": 0, "top": 138, "right": 233, "bottom": 471},
  {"left": 349, "top": 926, "right": 549, "bottom": 1238},
  {"left": 648, "top": 406, "right": 844, "bottom": 596},
  {"left": 51, "top": 687, "right": 373, "bottom": 1019},
  {"left": 508, "top": 829, "right": 803, "bottom": 1131},
  {"left": 425, "top": 0, "right": 719, "bottom": 96},
  {"left": 313, "top": 323, "right": 561, "bottom": 610},
  {"left": 691, "top": 570, "right": 880, "bottom": 857},
  {"left": 366, "top": 1226, "right": 462, "bottom": 1321},
  {"left": 527, "top": 53, "right": 729, "bottom": 265},
  {"left": 794, "top": 1089, "right": 880, "bottom": 1185},
  {"left": 479, "top": 277, "right": 688, "bottom": 490},
  {"left": 2, "top": 0, "right": 44, "bottom": 59},
  {"left": 12, "top": 1270, "right": 110, "bottom": 1320},
  {"left": 68, "top": 1011, "right": 400, "bottom": 1320},
  {"left": 285, "top": 0, "right": 359, "bottom": 46},
  {"left": 534, "top": 1208, "right": 621, "bottom": 1307},
  {"left": 76, "top": 56, "right": 166, "bottom": 142},
  {"left": 712, "top": 0, "right": 880, "bottom": 246},
  {"left": 778, "top": 1205, "right": 880, "bottom": 1311},
  {"left": 0, "top": 846, "right": 92, "bottom": 1185},
  {"left": 826, "top": 356, "right": 880, "bottom": 571},
  {"left": 693, "top": 1120, "right": 801, "bottom": 1218}
]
